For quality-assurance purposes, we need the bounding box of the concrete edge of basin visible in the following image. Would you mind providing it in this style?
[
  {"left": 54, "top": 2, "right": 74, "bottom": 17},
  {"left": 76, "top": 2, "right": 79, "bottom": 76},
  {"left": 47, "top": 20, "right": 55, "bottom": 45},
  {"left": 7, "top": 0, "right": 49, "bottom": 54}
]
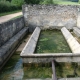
[
  {"left": 61, "top": 27, "right": 80, "bottom": 53},
  {"left": 20, "top": 27, "right": 41, "bottom": 56}
]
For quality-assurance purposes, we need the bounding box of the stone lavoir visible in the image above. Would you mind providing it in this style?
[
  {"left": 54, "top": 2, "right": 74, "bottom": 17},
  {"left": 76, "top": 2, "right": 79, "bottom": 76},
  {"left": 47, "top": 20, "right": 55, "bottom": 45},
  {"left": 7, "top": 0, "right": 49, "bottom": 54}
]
[{"left": 0, "top": 5, "right": 80, "bottom": 80}]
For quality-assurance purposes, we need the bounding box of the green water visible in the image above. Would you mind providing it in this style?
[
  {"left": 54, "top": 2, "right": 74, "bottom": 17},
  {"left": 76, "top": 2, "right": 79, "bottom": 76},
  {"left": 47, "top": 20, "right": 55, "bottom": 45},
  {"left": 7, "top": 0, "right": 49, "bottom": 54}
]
[
  {"left": 56, "top": 62, "right": 80, "bottom": 78},
  {"left": 0, "top": 52, "right": 52, "bottom": 80},
  {"left": 35, "top": 30, "right": 71, "bottom": 53},
  {"left": 0, "top": 31, "right": 79, "bottom": 80},
  {"left": 1, "top": 53, "right": 80, "bottom": 80}
]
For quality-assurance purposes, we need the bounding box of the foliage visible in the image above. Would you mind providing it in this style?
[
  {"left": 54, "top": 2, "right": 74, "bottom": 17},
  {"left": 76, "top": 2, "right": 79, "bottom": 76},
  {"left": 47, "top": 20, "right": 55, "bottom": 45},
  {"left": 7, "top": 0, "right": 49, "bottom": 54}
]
[
  {"left": 11, "top": 0, "right": 25, "bottom": 8},
  {"left": 40, "top": 0, "right": 54, "bottom": 4},
  {"left": 0, "top": 10, "right": 21, "bottom": 17},
  {"left": 0, "top": 1, "right": 19, "bottom": 13},
  {"left": 24, "top": 0, "right": 41, "bottom": 4},
  {"left": 6, "top": 0, "right": 12, "bottom": 2}
]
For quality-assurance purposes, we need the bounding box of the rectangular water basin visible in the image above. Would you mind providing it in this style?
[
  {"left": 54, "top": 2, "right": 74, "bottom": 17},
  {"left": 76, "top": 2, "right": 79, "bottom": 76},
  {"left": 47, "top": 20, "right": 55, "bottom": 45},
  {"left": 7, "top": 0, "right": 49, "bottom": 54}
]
[
  {"left": 35, "top": 30, "right": 71, "bottom": 53},
  {"left": 20, "top": 27, "right": 80, "bottom": 64}
]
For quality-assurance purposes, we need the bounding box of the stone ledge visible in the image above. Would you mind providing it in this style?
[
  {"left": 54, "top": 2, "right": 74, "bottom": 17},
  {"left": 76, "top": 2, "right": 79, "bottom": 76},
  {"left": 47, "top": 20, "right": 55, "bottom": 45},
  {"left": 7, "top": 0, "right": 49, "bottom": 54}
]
[
  {"left": 21, "top": 53, "right": 80, "bottom": 63},
  {"left": 61, "top": 27, "right": 80, "bottom": 53},
  {"left": 73, "top": 27, "right": 80, "bottom": 37},
  {"left": 0, "top": 27, "right": 28, "bottom": 69},
  {"left": 20, "top": 27, "right": 41, "bottom": 55}
]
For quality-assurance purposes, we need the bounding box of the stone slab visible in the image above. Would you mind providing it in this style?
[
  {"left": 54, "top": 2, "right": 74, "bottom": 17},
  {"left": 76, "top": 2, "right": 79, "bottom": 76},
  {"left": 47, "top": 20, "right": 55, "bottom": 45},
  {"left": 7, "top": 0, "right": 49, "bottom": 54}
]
[
  {"left": 61, "top": 27, "right": 80, "bottom": 53},
  {"left": 20, "top": 27, "right": 41, "bottom": 56},
  {"left": 21, "top": 53, "right": 80, "bottom": 63}
]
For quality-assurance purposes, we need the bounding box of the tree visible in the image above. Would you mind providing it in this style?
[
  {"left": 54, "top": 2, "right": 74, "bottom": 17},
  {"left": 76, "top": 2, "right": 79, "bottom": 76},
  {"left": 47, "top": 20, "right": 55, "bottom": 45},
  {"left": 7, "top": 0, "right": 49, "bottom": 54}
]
[
  {"left": 6, "top": 0, "right": 12, "bottom": 2},
  {"left": 11, "top": 0, "right": 25, "bottom": 8},
  {"left": 24, "top": 0, "right": 41, "bottom": 4},
  {"left": 40, "top": 0, "right": 54, "bottom": 4}
]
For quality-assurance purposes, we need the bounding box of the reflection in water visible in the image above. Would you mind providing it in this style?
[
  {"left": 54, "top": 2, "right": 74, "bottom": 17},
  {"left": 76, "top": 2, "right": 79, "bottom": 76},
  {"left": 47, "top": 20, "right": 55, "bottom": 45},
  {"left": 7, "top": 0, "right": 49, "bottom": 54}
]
[
  {"left": 0, "top": 52, "right": 52, "bottom": 80},
  {"left": 0, "top": 53, "right": 24, "bottom": 80}
]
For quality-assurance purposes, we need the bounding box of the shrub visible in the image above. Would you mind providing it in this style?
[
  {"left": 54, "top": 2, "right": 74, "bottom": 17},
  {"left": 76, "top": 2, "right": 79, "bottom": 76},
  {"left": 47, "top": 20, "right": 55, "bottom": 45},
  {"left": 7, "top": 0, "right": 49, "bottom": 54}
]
[
  {"left": 11, "top": 0, "right": 25, "bottom": 8},
  {"left": 40, "top": 0, "right": 54, "bottom": 4},
  {"left": 0, "top": 1, "right": 19, "bottom": 13},
  {"left": 24, "top": 0, "right": 41, "bottom": 4}
]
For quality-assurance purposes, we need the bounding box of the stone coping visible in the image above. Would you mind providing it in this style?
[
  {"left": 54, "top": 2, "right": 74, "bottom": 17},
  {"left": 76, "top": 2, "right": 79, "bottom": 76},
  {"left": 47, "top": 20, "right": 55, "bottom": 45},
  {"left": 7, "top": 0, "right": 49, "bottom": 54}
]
[
  {"left": 20, "top": 27, "right": 41, "bottom": 55},
  {"left": 20, "top": 53, "right": 80, "bottom": 57},
  {"left": 61, "top": 27, "right": 80, "bottom": 53}
]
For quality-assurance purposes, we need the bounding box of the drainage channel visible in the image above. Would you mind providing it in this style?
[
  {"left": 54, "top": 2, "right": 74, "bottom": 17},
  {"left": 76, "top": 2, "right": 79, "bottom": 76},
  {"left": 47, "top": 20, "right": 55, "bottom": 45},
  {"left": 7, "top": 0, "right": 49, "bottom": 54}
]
[{"left": 0, "top": 34, "right": 32, "bottom": 80}]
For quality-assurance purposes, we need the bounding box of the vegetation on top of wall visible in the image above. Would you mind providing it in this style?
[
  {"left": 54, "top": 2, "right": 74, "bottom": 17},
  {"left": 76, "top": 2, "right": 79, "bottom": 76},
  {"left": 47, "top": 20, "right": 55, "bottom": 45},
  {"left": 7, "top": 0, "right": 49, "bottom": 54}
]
[
  {"left": 0, "top": 0, "right": 24, "bottom": 13},
  {"left": 11, "top": 0, "right": 25, "bottom": 8},
  {"left": 0, "top": 1, "right": 18, "bottom": 13},
  {"left": 0, "top": 0, "right": 80, "bottom": 13}
]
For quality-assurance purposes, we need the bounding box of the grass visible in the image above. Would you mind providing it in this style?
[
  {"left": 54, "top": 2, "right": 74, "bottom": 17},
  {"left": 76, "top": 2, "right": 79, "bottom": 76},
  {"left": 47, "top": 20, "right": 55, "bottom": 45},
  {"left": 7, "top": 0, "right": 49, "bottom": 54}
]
[
  {"left": 54, "top": 0, "right": 80, "bottom": 5},
  {"left": 53, "top": 0, "right": 80, "bottom": 5},
  {"left": 0, "top": 10, "right": 22, "bottom": 17},
  {"left": 10, "top": 15, "right": 23, "bottom": 20},
  {"left": 41, "top": 0, "right": 80, "bottom": 5}
]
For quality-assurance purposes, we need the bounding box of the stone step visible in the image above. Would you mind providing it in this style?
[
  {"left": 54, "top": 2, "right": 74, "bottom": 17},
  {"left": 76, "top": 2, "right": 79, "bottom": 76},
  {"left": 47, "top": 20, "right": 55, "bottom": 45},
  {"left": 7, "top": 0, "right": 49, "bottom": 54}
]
[
  {"left": 58, "top": 77, "right": 80, "bottom": 80},
  {"left": 73, "top": 27, "right": 80, "bottom": 38}
]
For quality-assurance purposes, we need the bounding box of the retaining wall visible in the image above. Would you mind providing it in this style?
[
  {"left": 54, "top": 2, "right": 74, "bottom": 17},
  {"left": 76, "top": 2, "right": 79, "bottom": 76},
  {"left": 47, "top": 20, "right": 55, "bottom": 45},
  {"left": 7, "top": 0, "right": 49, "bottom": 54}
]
[
  {"left": 0, "top": 17, "right": 29, "bottom": 70},
  {"left": 0, "top": 17, "right": 25, "bottom": 47},
  {"left": 22, "top": 5, "right": 79, "bottom": 32}
]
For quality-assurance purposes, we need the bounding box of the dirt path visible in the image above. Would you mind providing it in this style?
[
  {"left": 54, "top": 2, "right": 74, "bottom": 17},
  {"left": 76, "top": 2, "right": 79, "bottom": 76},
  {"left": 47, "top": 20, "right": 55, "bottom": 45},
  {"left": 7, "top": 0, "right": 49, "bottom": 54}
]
[{"left": 0, "top": 12, "right": 22, "bottom": 24}]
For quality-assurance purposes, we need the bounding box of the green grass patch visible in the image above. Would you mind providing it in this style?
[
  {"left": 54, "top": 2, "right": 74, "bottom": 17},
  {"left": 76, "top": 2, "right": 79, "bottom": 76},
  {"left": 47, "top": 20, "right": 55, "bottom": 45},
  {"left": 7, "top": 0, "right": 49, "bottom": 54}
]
[
  {"left": 40, "top": 0, "right": 80, "bottom": 5},
  {"left": 0, "top": 10, "right": 21, "bottom": 17},
  {"left": 53, "top": 0, "right": 80, "bottom": 5},
  {"left": 10, "top": 15, "right": 23, "bottom": 20}
]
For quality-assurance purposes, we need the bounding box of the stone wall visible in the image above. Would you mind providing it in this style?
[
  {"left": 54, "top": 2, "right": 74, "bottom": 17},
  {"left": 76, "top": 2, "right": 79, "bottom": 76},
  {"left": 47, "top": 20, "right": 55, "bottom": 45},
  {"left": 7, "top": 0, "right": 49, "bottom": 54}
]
[
  {"left": 22, "top": 5, "right": 79, "bottom": 32},
  {"left": 0, "top": 17, "right": 25, "bottom": 47}
]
